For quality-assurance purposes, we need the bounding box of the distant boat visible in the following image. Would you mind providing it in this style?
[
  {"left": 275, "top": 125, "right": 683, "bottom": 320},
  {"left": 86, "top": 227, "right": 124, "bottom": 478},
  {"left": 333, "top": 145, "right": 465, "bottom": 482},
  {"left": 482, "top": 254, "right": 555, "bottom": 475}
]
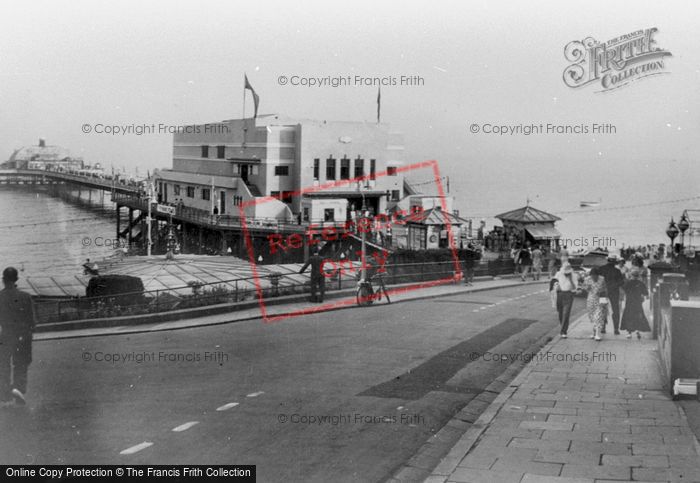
[{"left": 580, "top": 199, "right": 601, "bottom": 208}]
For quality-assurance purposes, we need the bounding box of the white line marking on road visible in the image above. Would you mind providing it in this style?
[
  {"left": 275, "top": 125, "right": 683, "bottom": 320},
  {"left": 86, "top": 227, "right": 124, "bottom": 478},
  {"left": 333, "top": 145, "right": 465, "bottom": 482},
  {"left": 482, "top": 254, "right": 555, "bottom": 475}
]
[
  {"left": 472, "top": 309, "right": 479, "bottom": 312},
  {"left": 247, "top": 391, "right": 264, "bottom": 398},
  {"left": 172, "top": 421, "right": 199, "bottom": 432},
  {"left": 120, "top": 442, "right": 153, "bottom": 455},
  {"left": 216, "top": 402, "right": 240, "bottom": 411}
]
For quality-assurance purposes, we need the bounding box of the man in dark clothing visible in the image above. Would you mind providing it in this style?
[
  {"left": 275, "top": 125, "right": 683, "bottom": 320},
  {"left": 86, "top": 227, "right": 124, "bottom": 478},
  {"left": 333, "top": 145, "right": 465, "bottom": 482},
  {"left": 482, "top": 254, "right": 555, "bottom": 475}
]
[
  {"left": 597, "top": 254, "right": 625, "bottom": 334},
  {"left": 0, "top": 267, "right": 35, "bottom": 407},
  {"left": 463, "top": 244, "right": 480, "bottom": 286},
  {"left": 299, "top": 248, "right": 325, "bottom": 303},
  {"left": 517, "top": 244, "right": 532, "bottom": 282}
]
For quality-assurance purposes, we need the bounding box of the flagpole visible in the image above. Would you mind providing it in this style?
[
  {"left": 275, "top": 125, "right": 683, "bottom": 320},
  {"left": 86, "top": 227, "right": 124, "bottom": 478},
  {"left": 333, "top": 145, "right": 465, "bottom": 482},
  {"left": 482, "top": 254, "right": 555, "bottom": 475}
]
[{"left": 242, "top": 75, "right": 246, "bottom": 119}]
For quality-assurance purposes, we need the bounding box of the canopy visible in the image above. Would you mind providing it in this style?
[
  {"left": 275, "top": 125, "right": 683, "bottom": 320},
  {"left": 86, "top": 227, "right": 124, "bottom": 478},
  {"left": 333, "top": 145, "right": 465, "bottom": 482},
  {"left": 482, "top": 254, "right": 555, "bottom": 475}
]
[{"left": 525, "top": 225, "right": 562, "bottom": 239}]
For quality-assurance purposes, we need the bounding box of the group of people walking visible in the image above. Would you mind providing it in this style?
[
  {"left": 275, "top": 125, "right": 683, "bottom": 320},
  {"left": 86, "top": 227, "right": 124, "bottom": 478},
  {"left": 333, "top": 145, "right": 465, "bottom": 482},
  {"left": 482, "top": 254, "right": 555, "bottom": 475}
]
[{"left": 549, "top": 253, "right": 651, "bottom": 340}]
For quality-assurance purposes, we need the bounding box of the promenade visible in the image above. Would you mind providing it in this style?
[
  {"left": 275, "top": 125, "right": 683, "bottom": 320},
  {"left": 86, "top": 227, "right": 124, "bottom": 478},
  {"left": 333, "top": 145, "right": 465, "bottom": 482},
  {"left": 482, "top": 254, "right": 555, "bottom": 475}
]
[
  {"left": 18, "top": 269, "right": 700, "bottom": 481},
  {"left": 422, "top": 310, "right": 700, "bottom": 483},
  {"left": 35, "top": 275, "right": 543, "bottom": 340}
]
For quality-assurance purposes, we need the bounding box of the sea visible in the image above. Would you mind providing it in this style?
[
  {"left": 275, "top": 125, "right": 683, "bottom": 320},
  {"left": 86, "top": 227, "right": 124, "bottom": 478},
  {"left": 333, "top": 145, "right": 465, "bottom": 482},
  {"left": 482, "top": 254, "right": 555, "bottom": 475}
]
[
  {"left": 0, "top": 185, "right": 697, "bottom": 280},
  {"left": 0, "top": 187, "right": 119, "bottom": 279}
]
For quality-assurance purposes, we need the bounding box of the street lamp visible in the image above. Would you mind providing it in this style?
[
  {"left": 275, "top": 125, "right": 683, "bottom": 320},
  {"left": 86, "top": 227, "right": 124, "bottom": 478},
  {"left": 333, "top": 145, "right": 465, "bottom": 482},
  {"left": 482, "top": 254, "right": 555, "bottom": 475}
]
[
  {"left": 666, "top": 218, "right": 679, "bottom": 261},
  {"left": 678, "top": 213, "right": 690, "bottom": 247},
  {"left": 357, "top": 179, "right": 371, "bottom": 281}
]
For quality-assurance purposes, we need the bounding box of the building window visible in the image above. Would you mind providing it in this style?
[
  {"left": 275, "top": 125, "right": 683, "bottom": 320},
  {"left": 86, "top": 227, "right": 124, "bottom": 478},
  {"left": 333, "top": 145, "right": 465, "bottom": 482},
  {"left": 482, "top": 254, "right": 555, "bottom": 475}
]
[
  {"left": 232, "top": 195, "right": 242, "bottom": 206},
  {"left": 275, "top": 165, "right": 290, "bottom": 176},
  {"left": 313, "top": 158, "right": 320, "bottom": 180},
  {"left": 391, "top": 190, "right": 400, "bottom": 201},
  {"left": 186, "top": 186, "right": 195, "bottom": 198},
  {"left": 340, "top": 157, "right": 350, "bottom": 180},
  {"left": 271, "top": 190, "right": 280, "bottom": 199},
  {"left": 303, "top": 207, "right": 310, "bottom": 222},
  {"left": 174, "top": 184, "right": 181, "bottom": 196},
  {"left": 201, "top": 145, "right": 209, "bottom": 158},
  {"left": 370, "top": 159, "right": 376, "bottom": 180},
  {"left": 324, "top": 208, "right": 335, "bottom": 222},
  {"left": 326, "top": 157, "right": 336, "bottom": 180},
  {"left": 281, "top": 191, "right": 294, "bottom": 204},
  {"left": 202, "top": 188, "right": 210, "bottom": 201},
  {"left": 354, "top": 157, "right": 364, "bottom": 179},
  {"left": 217, "top": 145, "right": 225, "bottom": 159},
  {"left": 387, "top": 166, "right": 397, "bottom": 176}
]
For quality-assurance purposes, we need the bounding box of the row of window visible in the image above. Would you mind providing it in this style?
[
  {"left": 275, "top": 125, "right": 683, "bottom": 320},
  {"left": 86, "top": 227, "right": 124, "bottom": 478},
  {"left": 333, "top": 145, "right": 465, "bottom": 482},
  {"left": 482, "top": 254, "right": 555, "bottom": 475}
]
[
  {"left": 171, "top": 184, "right": 241, "bottom": 204},
  {"left": 201, "top": 145, "right": 227, "bottom": 159},
  {"left": 270, "top": 191, "right": 294, "bottom": 204},
  {"left": 312, "top": 157, "right": 397, "bottom": 181}
]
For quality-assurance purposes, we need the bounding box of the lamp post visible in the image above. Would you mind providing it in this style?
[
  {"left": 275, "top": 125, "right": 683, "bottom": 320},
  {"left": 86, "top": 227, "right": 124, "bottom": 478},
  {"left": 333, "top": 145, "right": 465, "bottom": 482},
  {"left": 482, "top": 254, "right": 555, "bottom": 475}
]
[
  {"left": 666, "top": 218, "right": 679, "bottom": 262},
  {"left": 359, "top": 181, "right": 368, "bottom": 281},
  {"left": 678, "top": 213, "right": 690, "bottom": 248},
  {"left": 147, "top": 178, "right": 154, "bottom": 257}
]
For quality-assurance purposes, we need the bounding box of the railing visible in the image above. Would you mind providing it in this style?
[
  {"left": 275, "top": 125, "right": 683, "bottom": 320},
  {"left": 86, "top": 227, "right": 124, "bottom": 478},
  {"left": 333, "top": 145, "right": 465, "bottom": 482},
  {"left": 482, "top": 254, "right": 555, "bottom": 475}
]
[
  {"left": 112, "top": 191, "right": 354, "bottom": 233},
  {"left": 33, "top": 258, "right": 515, "bottom": 324},
  {"left": 3, "top": 169, "right": 141, "bottom": 193}
]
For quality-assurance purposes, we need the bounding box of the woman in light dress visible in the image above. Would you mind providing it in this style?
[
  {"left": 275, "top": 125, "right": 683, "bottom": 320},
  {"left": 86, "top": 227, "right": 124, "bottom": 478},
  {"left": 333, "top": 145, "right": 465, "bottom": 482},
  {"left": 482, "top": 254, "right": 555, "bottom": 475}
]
[{"left": 583, "top": 267, "right": 608, "bottom": 341}]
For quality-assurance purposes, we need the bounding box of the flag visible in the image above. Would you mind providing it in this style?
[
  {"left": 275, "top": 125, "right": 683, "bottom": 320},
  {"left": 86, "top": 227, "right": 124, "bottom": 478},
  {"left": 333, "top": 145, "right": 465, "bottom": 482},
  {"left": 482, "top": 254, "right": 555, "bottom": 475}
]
[
  {"left": 244, "top": 74, "right": 260, "bottom": 118},
  {"left": 377, "top": 86, "right": 381, "bottom": 124}
]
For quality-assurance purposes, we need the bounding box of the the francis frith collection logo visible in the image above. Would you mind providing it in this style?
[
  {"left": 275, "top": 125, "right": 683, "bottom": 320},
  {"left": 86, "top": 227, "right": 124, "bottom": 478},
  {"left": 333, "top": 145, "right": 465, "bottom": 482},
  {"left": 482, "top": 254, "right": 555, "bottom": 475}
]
[{"left": 563, "top": 28, "right": 671, "bottom": 92}]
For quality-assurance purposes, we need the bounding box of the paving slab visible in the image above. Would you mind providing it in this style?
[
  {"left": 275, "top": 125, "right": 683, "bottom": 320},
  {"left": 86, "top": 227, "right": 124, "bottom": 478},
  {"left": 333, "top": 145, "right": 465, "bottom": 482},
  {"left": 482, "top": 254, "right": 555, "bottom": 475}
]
[{"left": 424, "top": 303, "right": 700, "bottom": 483}]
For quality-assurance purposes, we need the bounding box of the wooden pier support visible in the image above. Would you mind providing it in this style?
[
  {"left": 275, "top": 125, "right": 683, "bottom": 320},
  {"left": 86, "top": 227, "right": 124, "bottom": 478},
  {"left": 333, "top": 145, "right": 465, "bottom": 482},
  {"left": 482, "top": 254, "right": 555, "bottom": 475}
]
[
  {"left": 127, "top": 208, "right": 134, "bottom": 244},
  {"left": 116, "top": 204, "right": 121, "bottom": 239}
]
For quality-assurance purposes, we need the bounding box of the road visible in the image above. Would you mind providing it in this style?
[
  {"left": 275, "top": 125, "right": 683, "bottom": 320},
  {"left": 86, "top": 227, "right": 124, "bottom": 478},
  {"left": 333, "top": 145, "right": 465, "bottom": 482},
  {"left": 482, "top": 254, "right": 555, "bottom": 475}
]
[{"left": 0, "top": 283, "right": 585, "bottom": 482}]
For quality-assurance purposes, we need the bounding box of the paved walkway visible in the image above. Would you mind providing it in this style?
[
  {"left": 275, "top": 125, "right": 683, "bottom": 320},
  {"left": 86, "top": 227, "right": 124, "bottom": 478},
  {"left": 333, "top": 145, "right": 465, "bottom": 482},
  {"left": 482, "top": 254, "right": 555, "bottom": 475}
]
[
  {"left": 35, "top": 276, "right": 545, "bottom": 340},
  {"left": 426, "top": 310, "right": 700, "bottom": 483}
]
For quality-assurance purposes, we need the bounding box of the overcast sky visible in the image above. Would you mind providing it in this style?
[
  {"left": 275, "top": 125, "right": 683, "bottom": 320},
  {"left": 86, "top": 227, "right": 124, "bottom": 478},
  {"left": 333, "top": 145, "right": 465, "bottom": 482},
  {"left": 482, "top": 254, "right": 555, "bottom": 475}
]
[{"left": 2, "top": 0, "right": 699, "bottom": 220}]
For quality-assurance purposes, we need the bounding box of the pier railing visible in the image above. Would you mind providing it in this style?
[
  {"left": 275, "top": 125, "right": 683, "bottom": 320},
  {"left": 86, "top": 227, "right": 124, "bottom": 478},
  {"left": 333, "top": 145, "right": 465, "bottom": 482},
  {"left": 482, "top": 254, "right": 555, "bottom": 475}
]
[
  {"left": 112, "top": 191, "right": 356, "bottom": 233},
  {"left": 33, "top": 258, "right": 516, "bottom": 324}
]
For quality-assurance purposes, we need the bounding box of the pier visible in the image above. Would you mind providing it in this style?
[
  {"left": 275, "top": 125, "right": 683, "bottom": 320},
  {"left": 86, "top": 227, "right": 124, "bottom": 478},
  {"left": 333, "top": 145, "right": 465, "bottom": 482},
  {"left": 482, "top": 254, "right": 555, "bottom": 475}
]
[{"left": 0, "top": 168, "right": 351, "bottom": 262}]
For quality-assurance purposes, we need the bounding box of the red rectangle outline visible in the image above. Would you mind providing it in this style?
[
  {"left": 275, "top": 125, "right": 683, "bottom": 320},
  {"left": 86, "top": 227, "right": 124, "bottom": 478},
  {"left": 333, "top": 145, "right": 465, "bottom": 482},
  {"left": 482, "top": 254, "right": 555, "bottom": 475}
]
[{"left": 239, "top": 159, "right": 462, "bottom": 323}]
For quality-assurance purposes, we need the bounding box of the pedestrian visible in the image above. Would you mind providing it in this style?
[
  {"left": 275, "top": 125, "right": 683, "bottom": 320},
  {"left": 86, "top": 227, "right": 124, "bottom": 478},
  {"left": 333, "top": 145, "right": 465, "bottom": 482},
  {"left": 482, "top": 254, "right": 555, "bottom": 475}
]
[
  {"left": 299, "top": 247, "right": 325, "bottom": 303},
  {"left": 620, "top": 268, "right": 651, "bottom": 339},
  {"left": 560, "top": 244, "right": 570, "bottom": 265},
  {"left": 551, "top": 263, "right": 578, "bottom": 338},
  {"left": 547, "top": 247, "right": 559, "bottom": 277},
  {"left": 631, "top": 252, "right": 648, "bottom": 279},
  {"left": 0, "top": 267, "right": 35, "bottom": 407},
  {"left": 463, "top": 243, "right": 479, "bottom": 286},
  {"left": 531, "top": 244, "right": 543, "bottom": 281},
  {"left": 618, "top": 257, "right": 630, "bottom": 280},
  {"left": 597, "top": 254, "right": 625, "bottom": 334},
  {"left": 517, "top": 243, "right": 532, "bottom": 282},
  {"left": 583, "top": 267, "right": 607, "bottom": 341}
]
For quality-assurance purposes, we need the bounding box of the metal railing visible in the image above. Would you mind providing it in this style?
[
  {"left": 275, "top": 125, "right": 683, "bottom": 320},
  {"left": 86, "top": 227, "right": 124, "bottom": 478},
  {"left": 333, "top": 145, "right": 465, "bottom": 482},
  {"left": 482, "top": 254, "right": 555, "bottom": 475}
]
[
  {"left": 5, "top": 169, "right": 141, "bottom": 193},
  {"left": 111, "top": 191, "right": 357, "bottom": 233},
  {"left": 33, "top": 258, "right": 515, "bottom": 325}
]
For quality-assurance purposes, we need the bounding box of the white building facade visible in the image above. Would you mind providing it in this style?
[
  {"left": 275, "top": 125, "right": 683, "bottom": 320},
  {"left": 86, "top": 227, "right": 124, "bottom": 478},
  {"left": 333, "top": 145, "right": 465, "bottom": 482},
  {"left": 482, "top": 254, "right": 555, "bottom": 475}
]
[{"left": 154, "top": 115, "right": 405, "bottom": 224}]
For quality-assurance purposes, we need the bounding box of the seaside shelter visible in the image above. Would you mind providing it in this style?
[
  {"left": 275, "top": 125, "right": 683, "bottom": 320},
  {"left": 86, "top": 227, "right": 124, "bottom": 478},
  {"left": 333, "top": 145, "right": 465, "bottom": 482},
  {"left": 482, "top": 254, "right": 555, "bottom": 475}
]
[
  {"left": 495, "top": 204, "right": 562, "bottom": 249},
  {"left": 405, "top": 206, "right": 468, "bottom": 250}
]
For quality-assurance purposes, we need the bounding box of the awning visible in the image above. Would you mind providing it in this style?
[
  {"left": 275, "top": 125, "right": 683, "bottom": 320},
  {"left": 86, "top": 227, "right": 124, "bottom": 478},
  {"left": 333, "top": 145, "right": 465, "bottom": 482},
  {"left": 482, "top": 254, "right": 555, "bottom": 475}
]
[{"left": 525, "top": 225, "right": 562, "bottom": 239}]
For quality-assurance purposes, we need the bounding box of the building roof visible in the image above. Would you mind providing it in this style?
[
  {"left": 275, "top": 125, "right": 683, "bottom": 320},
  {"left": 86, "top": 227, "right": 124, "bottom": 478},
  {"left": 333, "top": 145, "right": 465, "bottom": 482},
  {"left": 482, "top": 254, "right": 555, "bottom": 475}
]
[
  {"left": 9, "top": 143, "right": 77, "bottom": 162},
  {"left": 155, "top": 170, "right": 242, "bottom": 190},
  {"left": 495, "top": 205, "right": 561, "bottom": 223},
  {"left": 407, "top": 207, "right": 467, "bottom": 226}
]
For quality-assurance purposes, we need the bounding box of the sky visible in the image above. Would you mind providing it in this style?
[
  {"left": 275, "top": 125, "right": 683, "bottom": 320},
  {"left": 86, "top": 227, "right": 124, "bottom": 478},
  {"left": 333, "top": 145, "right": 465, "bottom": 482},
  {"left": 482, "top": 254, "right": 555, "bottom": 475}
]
[{"left": 1, "top": 0, "right": 699, "bottom": 240}]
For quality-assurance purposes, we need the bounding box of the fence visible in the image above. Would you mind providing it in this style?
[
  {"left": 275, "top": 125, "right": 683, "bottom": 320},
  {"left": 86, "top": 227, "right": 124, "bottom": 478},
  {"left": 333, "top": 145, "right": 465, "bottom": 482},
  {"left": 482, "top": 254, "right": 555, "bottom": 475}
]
[{"left": 34, "top": 258, "right": 516, "bottom": 325}]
